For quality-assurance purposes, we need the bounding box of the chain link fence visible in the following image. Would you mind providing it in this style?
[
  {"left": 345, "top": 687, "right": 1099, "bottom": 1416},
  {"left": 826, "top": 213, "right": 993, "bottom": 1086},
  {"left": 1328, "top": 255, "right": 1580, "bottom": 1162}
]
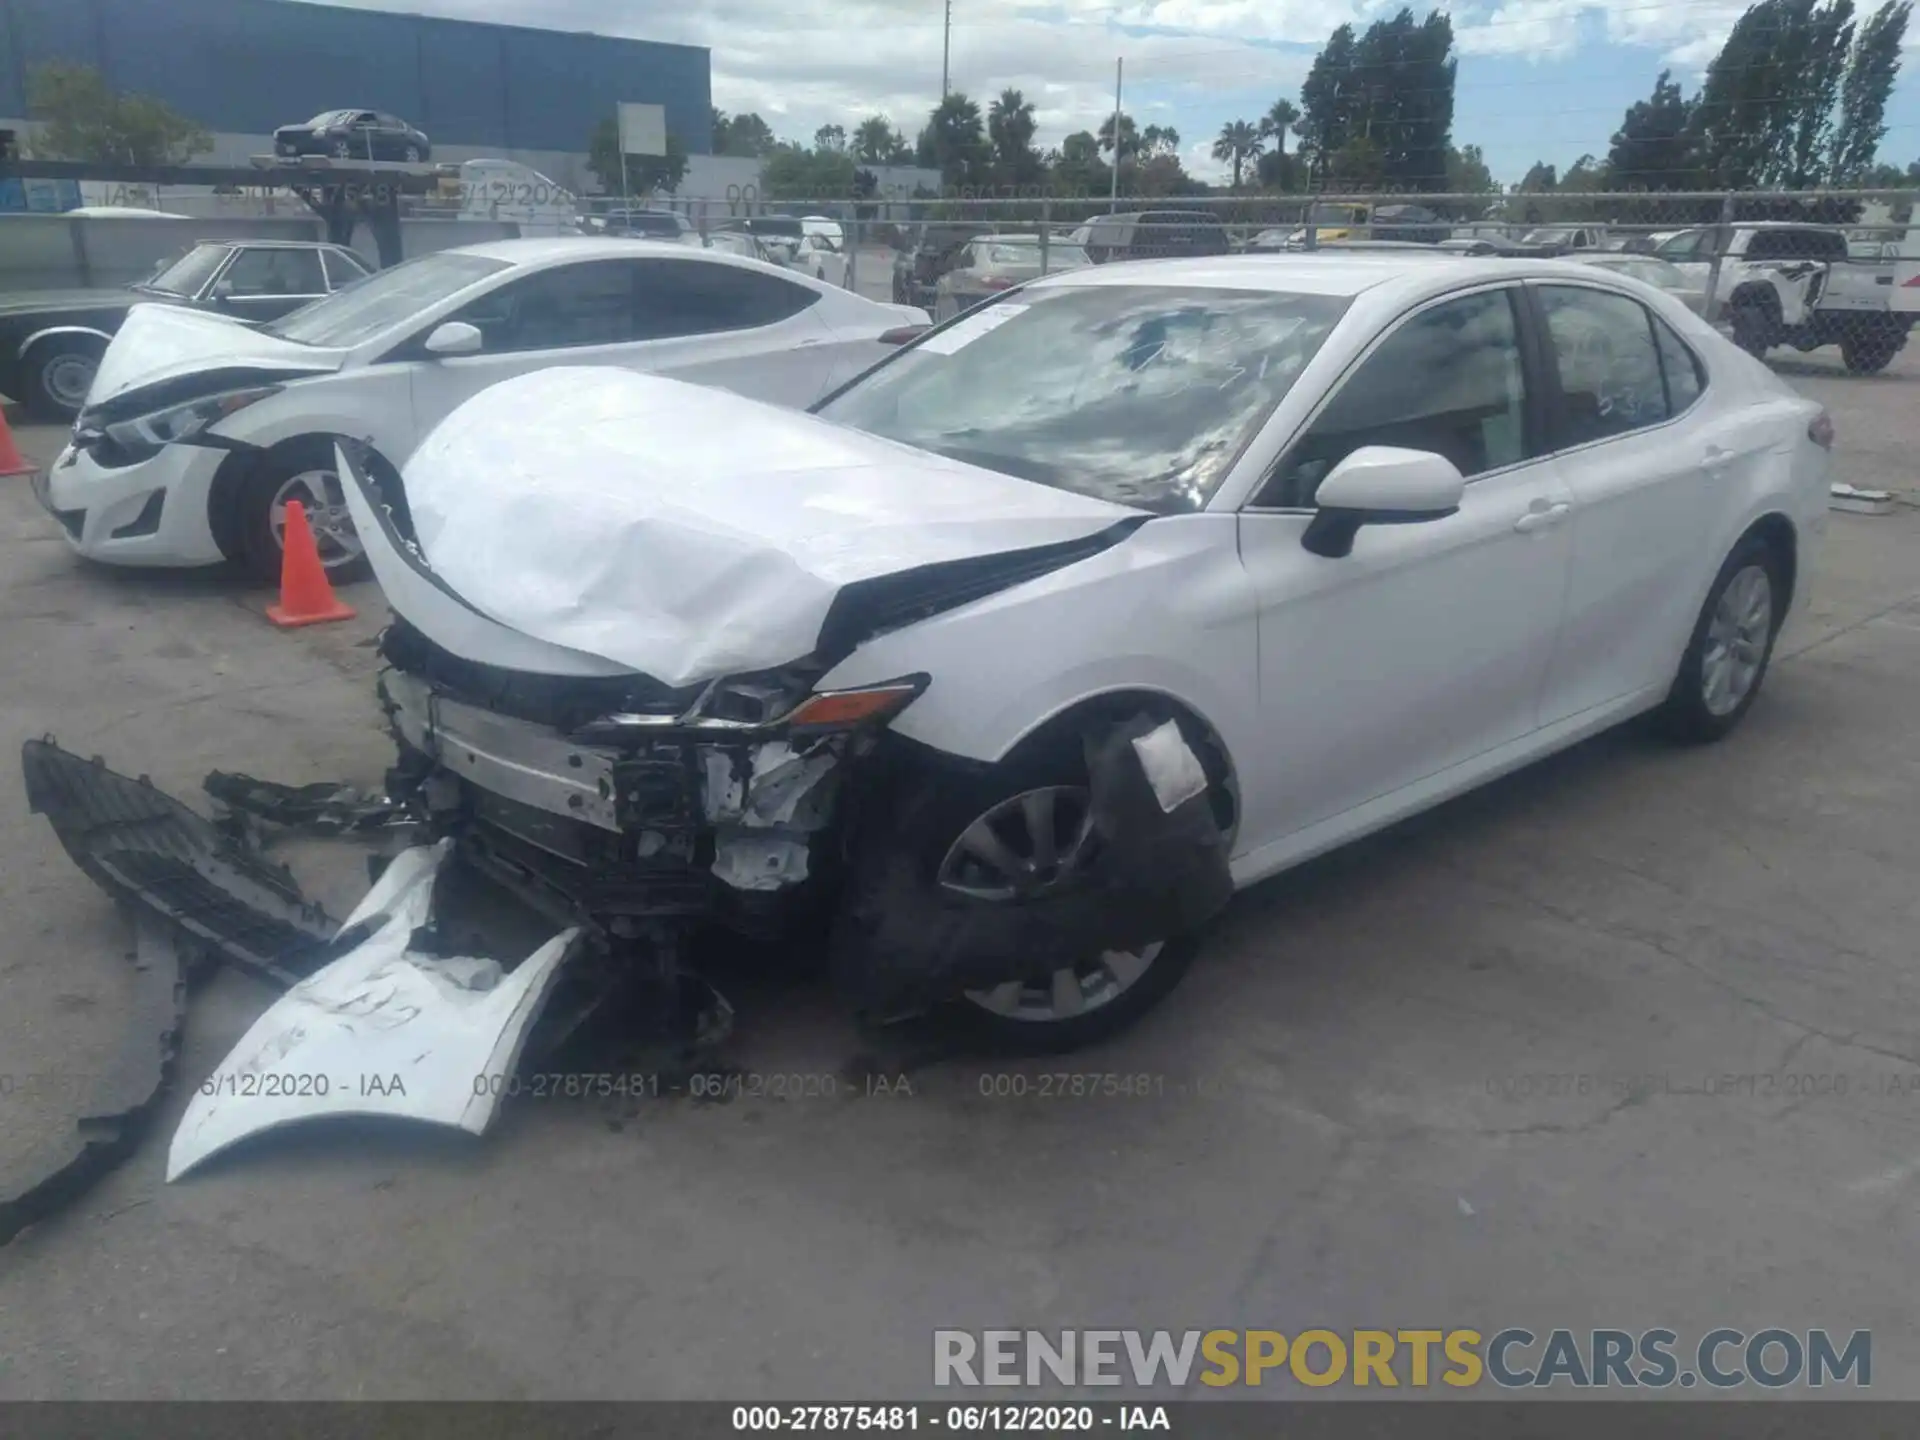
[{"left": 719, "top": 188, "right": 1920, "bottom": 373}]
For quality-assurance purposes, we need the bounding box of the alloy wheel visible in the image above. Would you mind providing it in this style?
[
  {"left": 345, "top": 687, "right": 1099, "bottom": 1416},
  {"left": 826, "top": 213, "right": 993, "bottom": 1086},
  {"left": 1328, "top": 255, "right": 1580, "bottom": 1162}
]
[
  {"left": 939, "top": 785, "right": 1164, "bottom": 1025},
  {"left": 269, "top": 468, "right": 363, "bottom": 570},
  {"left": 1702, "top": 563, "right": 1772, "bottom": 717}
]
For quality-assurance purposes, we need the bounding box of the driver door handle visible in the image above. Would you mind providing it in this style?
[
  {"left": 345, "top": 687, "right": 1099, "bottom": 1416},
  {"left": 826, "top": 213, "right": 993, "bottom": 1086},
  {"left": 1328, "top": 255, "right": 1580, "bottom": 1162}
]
[
  {"left": 1513, "top": 501, "right": 1571, "bottom": 534},
  {"left": 1702, "top": 444, "right": 1733, "bottom": 476}
]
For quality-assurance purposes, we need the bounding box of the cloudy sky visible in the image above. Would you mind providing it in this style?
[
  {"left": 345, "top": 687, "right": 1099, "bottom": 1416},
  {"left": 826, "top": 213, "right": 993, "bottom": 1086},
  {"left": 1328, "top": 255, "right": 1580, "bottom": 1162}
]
[{"left": 312, "top": 0, "right": 1920, "bottom": 185}]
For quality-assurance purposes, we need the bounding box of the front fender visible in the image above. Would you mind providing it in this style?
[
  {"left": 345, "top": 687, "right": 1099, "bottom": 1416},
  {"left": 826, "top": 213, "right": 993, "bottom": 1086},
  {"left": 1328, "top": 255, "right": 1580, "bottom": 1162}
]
[{"left": 818, "top": 512, "right": 1259, "bottom": 773}]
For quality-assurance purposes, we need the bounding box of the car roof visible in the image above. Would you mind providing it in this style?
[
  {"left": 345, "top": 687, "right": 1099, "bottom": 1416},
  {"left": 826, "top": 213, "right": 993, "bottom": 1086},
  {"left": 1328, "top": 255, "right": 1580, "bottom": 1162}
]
[
  {"left": 190, "top": 238, "right": 348, "bottom": 249},
  {"left": 1030, "top": 251, "right": 1636, "bottom": 300}
]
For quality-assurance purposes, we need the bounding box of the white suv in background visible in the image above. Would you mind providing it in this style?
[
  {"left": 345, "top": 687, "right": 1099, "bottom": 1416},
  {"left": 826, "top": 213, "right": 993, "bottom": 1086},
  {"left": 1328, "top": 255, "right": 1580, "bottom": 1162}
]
[{"left": 36, "top": 238, "right": 928, "bottom": 581}]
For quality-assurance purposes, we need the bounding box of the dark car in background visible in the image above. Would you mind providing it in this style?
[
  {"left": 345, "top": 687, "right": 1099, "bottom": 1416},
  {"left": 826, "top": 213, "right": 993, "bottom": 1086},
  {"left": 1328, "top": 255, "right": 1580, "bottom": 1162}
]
[
  {"left": 273, "top": 110, "right": 432, "bottom": 163},
  {"left": 594, "top": 209, "right": 702, "bottom": 246},
  {"left": 1072, "top": 210, "right": 1232, "bottom": 263},
  {"left": 715, "top": 215, "right": 808, "bottom": 264},
  {"left": 892, "top": 221, "right": 993, "bottom": 307},
  {"left": 0, "top": 239, "right": 372, "bottom": 420}
]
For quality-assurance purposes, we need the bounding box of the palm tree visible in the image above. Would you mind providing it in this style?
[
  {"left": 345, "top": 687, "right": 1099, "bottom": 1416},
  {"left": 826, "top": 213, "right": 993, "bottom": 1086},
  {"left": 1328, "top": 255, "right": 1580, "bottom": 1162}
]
[
  {"left": 851, "top": 115, "right": 899, "bottom": 165},
  {"left": 1260, "top": 99, "right": 1300, "bottom": 155},
  {"left": 1211, "top": 119, "right": 1265, "bottom": 189},
  {"left": 1098, "top": 111, "right": 1141, "bottom": 163},
  {"left": 987, "top": 88, "right": 1039, "bottom": 181}
]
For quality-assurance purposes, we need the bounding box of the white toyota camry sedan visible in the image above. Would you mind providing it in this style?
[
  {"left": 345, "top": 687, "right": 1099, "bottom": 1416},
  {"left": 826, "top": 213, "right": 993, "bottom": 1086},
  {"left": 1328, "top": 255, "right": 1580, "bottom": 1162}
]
[
  {"left": 34, "top": 238, "right": 928, "bottom": 581},
  {"left": 335, "top": 251, "right": 1832, "bottom": 1052}
]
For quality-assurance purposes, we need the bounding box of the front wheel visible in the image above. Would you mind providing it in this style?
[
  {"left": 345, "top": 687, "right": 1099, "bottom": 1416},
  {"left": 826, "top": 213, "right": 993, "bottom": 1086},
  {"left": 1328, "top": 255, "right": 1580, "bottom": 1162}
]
[
  {"left": 1653, "top": 532, "right": 1785, "bottom": 744},
  {"left": 22, "top": 335, "right": 104, "bottom": 421},
  {"left": 1729, "top": 303, "right": 1773, "bottom": 358},
  {"left": 1841, "top": 329, "right": 1900, "bottom": 374},
  {"left": 235, "top": 440, "right": 369, "bottom": 585}
]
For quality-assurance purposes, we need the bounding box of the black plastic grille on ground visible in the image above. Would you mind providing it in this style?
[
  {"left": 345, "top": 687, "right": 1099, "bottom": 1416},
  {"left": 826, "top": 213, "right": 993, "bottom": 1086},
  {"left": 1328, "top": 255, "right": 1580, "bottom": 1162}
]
[{"left": 22, "top": 738, "right": 340, "bottom": 986}]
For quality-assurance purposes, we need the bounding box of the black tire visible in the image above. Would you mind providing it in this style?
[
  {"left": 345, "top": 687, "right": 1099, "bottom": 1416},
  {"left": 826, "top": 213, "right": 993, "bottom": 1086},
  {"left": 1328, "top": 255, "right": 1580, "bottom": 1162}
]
[
  {"left": 21, "top": 335, "right": 104, "bottom": 421},
  {"left": 1729, "top": 302, "right": 1772, "bottom": 358},
  {"left": 1653, "top": 531, "right": 1787, "bottom": 745},
  {"left": 831, "top": 732, "right": 1207, "bottom": 1055},
  {"left": 234, "top": 438, "right": 371, "bottom": 586},
  {"left": 1841, "top": 331, "right": 1899, "bottom": 374}
]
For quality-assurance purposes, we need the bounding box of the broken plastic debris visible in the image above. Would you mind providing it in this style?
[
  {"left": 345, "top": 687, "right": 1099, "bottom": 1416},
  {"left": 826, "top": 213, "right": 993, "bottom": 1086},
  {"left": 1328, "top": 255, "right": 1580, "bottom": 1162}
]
[
  {"left": 711, "top": 835, "right": 812, "bottom": 892},
  {"left": 1829, "top": 482, "right": 1896, "bottom": 515},
  {"left": 1130, "top": 720, "right": 1210, "bottom": 814},
  {"left": 167, "top": 839, "right": 580, "bottom": 1182}
]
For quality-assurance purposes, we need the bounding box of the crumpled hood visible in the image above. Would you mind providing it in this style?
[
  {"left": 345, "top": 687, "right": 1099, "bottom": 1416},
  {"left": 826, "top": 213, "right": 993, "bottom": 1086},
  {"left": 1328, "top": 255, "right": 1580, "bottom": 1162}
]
[
  {"left": 391, "top": 366, "right": 1143, "bottom": 687},
  {"left": 87, "top": 302, "right": 344, "bottom": 408}
]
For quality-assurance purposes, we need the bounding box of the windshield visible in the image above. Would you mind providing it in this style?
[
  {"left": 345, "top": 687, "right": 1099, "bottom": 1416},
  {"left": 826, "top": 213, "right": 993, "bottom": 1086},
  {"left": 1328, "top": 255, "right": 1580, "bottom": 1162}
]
[
  {"left": 817, "top": 284, "right": 1349, "bottom": 513},
  {"left": 263, "top": 252, "right": 509, "bottom": 347},
  {"left": 981, "top": 241, "right": 1089, "bottom": 267},
  {"left": 1307, "top": 205, "right": 1366, "bottom": 226},
  {"left": 306, "top": 111, "right": 347, "bottom": 127},
  {"left": 1525, "top": 228, "right": 1576, "bottom": 243},
  {"left": 139, "top": 244, "right": 232, "bottom": 296}
]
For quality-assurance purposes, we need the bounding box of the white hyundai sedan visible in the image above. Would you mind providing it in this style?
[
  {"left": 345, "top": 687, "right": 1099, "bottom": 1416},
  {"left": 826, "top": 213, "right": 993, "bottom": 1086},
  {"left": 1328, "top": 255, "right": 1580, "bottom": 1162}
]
[
  {"left": 35, "top": 238, "right": 929, "bottom": 580},
  {"left": 333, "top": 252, "right": 1829, "bottom": 1052}
]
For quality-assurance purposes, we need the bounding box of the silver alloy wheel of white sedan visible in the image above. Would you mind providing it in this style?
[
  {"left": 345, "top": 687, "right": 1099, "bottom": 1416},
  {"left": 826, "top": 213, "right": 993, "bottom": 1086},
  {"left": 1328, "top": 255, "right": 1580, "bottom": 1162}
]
[
  {"left": 269, "top": 468, "right": 364, "bottom": 569},
  {"left": 1702, "top": 563, "right": 1773, "bottom": 716},
  {"left": 941, "top": 784, "right": 1167, "bottom": 1023}
]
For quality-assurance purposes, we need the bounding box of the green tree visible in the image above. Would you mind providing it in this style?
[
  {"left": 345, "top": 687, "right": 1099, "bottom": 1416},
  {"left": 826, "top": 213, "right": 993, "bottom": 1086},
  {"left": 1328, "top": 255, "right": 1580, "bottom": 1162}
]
[
  {"left": 1692, "top": 0, "right": 1857, "bottom": 186},
  {"left": 1830, "top": 0, "right": 1912, "bottom": 180},
  {"left": 715, "top": 111, "right": 777, "bottom": 158},
  {"left": 1140, "top": 124, "right": 1182, "bottom": 159},
  {"left": 1260, "top": 98, "right": 1301, "bottom": 155},
  {"left": 27, "top": 62, "right": 210, "bottom": 165},
  {"left": 1606, "top": 70, "right": 1699, "bottom": 189},
  {"left": 1327, "top": 136, "right": 1386, "bottom": 188},
  {"left": 1515, "top": 160, "right": 1557, "bottom": 193},
  {"left": 915, "top": 93, "right": 990, "bottom": 188},
  {"left": 1445, "top": 143, "right": 1498, "bottom": 194},
  {"left": 1097, "top": 111, "right": 1143, "bottom": 163},
  {"left": 1211, "top": 119, "right": 1264, "bottom": 189},
  {"left": 1297, "top": 9, "right": 1456, "bottom": 190},
  {"left": 762, "top": 142, "right": 856, "bottom": 199},
  {"left": 587, "top": 120, "right": 689, "bottom": 195},
  {"left": 987, "top": 89, "right": 1042, "bottom": 185},
  {"left": 1049, "top": 130, "right": 1110, "bottom": 197},
  {"left": 814, "top": 123, "right": 847, "bottom": 153},
  {"left": 851, "top": 115, "right": 913, "bottom": 164}
]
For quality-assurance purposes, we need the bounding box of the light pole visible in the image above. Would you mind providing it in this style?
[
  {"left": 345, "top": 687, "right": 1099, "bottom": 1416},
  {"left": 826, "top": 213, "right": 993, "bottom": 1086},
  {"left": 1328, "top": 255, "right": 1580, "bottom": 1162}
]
[
  {"left": 941, "top": 0, "right": 952, "bottom": 97},
  {"left": 1109, "top": 58, "right": 1123, "bottom": 213}
]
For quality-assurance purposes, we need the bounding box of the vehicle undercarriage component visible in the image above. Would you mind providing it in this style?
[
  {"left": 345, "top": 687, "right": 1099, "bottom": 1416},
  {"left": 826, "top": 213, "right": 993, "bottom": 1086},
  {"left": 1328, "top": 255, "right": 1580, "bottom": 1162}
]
[
  {"left": 830, "top": 712, "right": 1235, "bottom": 1020},
  {"left": 0, "top": 913, "right": 185, "bottom": 1247},
  {"left": 203, "top": 769, "right": 408, "bottom": 835}
]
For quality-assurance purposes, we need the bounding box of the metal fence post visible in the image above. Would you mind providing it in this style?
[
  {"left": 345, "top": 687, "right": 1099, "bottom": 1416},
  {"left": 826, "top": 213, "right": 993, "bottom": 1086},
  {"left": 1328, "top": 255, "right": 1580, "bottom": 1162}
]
[
  {"left": 847, "top": 208, "right": 859, "bottom": 295},
  {"left": 1040, "top": 196, "right": 1052, "bottom": 275},
  {"left": 1702, "top": 191, "right": 1736, "bottom": 325}
]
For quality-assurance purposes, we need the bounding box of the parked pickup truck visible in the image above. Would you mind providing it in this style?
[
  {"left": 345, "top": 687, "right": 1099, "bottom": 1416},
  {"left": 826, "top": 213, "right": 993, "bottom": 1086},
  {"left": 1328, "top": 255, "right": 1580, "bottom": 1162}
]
[{"left": 1653, "top": 222, "right": 1919, "bottom": 372}]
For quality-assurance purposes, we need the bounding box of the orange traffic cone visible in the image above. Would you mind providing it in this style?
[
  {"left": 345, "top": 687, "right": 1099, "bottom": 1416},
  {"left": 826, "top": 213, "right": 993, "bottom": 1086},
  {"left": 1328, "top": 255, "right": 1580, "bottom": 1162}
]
[
  {"left": 266, "top": 499, "right": 357, "bottom": 628},
  {"left": 0, "top": 407, "right": 33, "bottom": 479}
]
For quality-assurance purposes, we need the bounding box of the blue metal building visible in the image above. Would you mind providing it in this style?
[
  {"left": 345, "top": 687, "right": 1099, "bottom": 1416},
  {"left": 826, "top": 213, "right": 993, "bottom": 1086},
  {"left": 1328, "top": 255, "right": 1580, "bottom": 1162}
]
[{"left": 0, "top": 0, "right": 713, "bottom": 157}]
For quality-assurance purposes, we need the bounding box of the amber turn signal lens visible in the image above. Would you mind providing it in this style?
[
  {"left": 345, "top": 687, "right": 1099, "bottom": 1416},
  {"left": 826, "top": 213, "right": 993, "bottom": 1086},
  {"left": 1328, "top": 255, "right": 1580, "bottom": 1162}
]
[{"left": 786, "top": 681, "right": 925, "bottom": 729}]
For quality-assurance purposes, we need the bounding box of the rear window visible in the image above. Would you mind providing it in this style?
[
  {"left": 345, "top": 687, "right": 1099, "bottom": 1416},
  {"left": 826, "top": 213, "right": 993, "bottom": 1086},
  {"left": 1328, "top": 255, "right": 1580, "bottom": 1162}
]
[{"left": 1746, "top": 228, "right": 1847, "bottom": 261}]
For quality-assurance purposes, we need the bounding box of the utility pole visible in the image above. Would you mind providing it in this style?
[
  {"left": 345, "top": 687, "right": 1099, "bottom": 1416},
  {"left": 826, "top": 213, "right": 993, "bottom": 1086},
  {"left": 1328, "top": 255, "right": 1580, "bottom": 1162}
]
[
  {"left": 941, "top": 0, "right": 952, "bottom": 97},
  {"left": 1109, "top": 58, "right": 1123, "bottom": 213}
]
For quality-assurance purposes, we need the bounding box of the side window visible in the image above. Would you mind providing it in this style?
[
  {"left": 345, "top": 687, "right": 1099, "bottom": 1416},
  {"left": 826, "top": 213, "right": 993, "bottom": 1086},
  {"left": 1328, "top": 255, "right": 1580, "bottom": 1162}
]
[
  {"left": 1265, "top": 289, "right": 1529, "bottom": 508},
  {"left": 1653, "top": 318, "right": 1705, "bottom": 414},
  {"left": 631, "top": 260, "right": 819, "bottom": 340},
  {"left": 1539, "top": 285, "right": 1669, "bottom": 446},
  {"left": 449, "top": 261, "right": 634, "bottom": 352},
  {"left": 1656, "top": 230, "right": 1704, "bottom": 261},
  {"left": 222, "top": 248, "right": 325, "bottom": 296},
  {"left": 323, "top": 248, "right": 372, "bottom": 289}
]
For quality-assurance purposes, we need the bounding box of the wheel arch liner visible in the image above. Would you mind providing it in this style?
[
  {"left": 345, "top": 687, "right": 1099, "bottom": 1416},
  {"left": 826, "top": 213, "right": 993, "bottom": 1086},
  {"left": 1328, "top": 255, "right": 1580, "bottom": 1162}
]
[{"left": 829, "top": 711, "right": 1234, "bottom": 1018}]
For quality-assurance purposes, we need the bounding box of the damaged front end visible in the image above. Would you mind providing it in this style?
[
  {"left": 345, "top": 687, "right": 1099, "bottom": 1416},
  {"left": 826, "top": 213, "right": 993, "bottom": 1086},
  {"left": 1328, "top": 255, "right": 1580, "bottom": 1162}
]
[{"left": 374, "top": 616, "right": 927, "bottom": 942}]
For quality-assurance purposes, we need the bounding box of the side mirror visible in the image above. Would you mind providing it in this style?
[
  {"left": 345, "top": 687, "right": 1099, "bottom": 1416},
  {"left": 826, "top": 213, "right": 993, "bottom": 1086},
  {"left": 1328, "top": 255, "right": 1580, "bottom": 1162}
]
[
  {"left": 1301, "top": 446, "right": 1465, "bottom": 559},
  {"left": 423, "top": 320, "right": 484, "bottom": 357}
]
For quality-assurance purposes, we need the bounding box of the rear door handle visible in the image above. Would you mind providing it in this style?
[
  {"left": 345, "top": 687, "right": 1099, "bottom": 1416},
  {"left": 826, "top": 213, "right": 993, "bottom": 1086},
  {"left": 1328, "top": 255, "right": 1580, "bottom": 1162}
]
[
  {"left": 1513, "top": 501, "right": 1570, "bottom": 534},
  {"left": 1703, "top": 444, "right": 1733, "bottom": 476}
]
